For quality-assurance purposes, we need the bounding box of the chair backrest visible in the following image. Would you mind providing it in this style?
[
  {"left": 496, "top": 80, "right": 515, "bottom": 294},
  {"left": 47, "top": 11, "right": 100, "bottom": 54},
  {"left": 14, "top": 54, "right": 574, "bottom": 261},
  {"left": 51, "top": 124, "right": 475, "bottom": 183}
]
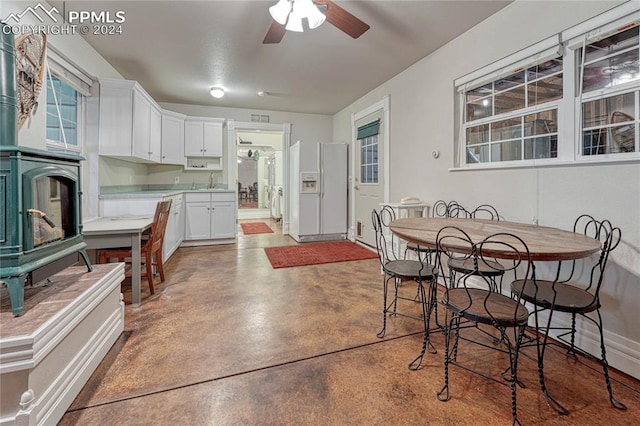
[
  {"left": 371, "top": 206, "right": 401, "bottom": 266},
  {"left": 436, "top": 226, "right": 532, "bottom": 324},
  {"left": 432, "top": 200, "right": 471, "bottom": 218},
  {"left": 471, "top": 204, "right": 501, "bottom": 221},
  {"left": 447, "top": 201, "right": 471, "bottom": 218},
  {"left": 432, "top": 200, "right": 449, "bottom": 217},
  {"left": 148, "top": 200, "right": 172, "bottom": 250},
  {"left": 570, "top": 214, "right": 621, "bottom": 295}
]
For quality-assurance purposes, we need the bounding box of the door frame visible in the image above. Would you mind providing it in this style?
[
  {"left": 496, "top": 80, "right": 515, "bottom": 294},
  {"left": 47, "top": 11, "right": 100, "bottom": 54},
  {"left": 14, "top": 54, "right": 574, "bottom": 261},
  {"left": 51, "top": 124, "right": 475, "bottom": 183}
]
[
  {"left": 350, "top": 95, "right": 390, "bottom": 241},
  {"left": 226, "top": 120, "right": 291, "bottom": 230}
]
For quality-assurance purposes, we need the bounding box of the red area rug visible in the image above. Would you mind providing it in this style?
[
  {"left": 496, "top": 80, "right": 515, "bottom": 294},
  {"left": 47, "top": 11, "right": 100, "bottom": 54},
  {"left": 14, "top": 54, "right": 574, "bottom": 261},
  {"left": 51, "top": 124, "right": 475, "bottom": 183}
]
[
  {"left": 264, "top": 241, "right": 378, "bottom": 269},
  {"left": 241, "top": 222, "right": 274, "bottom": 235}
]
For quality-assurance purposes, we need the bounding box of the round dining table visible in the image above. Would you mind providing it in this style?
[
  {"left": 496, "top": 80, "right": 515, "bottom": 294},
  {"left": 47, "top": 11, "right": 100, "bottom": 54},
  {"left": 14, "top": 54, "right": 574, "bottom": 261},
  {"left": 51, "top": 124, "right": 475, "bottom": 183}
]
[{"left": 389, "top": 217, "right": 601, "bottom": 262}]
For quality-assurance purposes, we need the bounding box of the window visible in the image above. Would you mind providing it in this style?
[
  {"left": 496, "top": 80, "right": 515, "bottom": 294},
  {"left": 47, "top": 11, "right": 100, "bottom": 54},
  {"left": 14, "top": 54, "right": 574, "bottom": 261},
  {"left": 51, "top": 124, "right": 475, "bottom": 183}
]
[
  {"left": 357, "top": 119, "right": 380, "bottom": 184},
  {"left": 455, "top": 5, "right": 640, "bottom": 168},
  {"left": 46, "top": 73, "right": 82, "bottom": 150},
  {"left": 463, "top": 56, "right": 563, "bottom": 164},
  {"left": 360, "top": 135, "right": 379, "bottom": 184},
  {"left": 579, "top": 26, "right": 639, "bottom": 156}
]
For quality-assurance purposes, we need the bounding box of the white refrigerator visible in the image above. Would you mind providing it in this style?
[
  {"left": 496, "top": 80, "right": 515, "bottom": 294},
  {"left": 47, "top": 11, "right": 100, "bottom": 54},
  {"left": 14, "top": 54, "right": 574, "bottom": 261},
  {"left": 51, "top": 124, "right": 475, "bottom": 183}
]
[{"left": 289, "top": 141, "right": 348, "bottom": 242}]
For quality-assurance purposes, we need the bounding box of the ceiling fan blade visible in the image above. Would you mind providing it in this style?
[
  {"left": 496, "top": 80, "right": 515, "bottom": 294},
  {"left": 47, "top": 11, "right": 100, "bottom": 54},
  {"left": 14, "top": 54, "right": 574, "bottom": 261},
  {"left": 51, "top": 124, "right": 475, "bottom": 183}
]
[
  {"left": 318, "top": 0, "right": 370, "bottom": 39},
  {"left": 263, "top": 21, "right": 286, "bottom": 44}
]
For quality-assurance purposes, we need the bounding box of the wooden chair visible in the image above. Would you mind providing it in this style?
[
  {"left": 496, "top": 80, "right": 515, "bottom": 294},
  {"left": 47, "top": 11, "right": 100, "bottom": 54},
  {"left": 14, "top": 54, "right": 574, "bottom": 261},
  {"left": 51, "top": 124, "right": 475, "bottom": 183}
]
[{"left": 98, "top": 200, "right": 172, "bottom": 294}]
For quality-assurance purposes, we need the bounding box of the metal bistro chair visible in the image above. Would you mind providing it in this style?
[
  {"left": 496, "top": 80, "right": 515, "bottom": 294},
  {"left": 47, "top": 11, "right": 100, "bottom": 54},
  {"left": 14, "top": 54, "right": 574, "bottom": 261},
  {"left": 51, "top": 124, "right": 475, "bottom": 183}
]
[
  {"left": 98, "top": 199, "right": 172, "bottom": 295},
  {"left": 372, "top": 206, "right": 439, "bottom": 370},
  {"left": 404, "top": 200, "right": 462, "bottom": 263},
  {"left": 511, "top": 214, "right": 626, "bottom": 415},
  {"left": 447, "top": 204, "right": 506, "bottom": 291},
  {"left": 436, "top": 227, "right": 531, "bottom": 425}
]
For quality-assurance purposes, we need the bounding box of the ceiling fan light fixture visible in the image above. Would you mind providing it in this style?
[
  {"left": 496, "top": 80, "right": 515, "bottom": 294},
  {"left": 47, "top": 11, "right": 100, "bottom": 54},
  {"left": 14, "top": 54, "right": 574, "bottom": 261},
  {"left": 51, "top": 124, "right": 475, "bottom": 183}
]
[
  {"left": 285, "top": 12, "right": 304, "bottom": 32},
  {"left": 300, "top": 0, "right": 325, "bottom": 29},
  {"left": 210, "top": 87, "right": 225, "bottom": 98},
  {"left": 269, "top": 0, "right": 291, "bottom": 25}
]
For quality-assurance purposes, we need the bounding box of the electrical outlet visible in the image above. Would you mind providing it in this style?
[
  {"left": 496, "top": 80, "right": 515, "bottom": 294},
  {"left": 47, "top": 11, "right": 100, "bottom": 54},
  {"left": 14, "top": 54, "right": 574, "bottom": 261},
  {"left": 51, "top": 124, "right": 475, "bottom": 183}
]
[{"left": 174, "top": 176, "right": 180, "bottom": 184}]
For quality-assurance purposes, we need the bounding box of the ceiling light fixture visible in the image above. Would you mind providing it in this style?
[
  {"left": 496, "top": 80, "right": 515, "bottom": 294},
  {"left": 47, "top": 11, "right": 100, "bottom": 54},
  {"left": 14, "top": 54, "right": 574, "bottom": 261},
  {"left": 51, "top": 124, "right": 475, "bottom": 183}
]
[
  {"left": 210, "top": 87, "right": 225, "bottom": 98},
  {"left": 269, "top": 0, "right": 326, "bottom": 33}
]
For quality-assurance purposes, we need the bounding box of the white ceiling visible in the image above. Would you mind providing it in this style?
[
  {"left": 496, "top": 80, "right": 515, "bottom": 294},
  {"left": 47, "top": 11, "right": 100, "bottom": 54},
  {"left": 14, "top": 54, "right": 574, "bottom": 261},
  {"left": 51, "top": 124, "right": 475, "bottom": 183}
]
[{"left": 52, "top": 0, "right": 512, "bottom": 115}]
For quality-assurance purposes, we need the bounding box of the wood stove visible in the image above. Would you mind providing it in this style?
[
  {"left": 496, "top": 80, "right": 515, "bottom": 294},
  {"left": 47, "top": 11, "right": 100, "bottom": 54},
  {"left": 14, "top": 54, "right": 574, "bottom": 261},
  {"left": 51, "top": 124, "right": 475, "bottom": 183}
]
[{"left": 1, "top": 26, "right": 91, "bottom": 316}]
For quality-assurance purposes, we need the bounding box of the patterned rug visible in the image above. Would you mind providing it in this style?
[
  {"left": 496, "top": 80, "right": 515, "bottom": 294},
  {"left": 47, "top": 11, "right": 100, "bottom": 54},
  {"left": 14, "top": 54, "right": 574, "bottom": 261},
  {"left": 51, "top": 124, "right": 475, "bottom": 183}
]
[
  {"left": 241, "top": 222, "right": 274, "bottom": 235},
  {"left": 264, "top": 241, "right": 378, "bottom": 269}
]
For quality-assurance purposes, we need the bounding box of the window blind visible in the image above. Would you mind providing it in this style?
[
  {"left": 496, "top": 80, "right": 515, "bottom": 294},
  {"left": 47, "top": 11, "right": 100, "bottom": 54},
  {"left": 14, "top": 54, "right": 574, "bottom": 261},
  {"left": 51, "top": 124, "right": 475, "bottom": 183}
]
[
  {"left": 47, "top": 47, "right": 94, "bottom": 97},
  {"left": 357, "top": 119, "right": 380, "bottom": 139}
]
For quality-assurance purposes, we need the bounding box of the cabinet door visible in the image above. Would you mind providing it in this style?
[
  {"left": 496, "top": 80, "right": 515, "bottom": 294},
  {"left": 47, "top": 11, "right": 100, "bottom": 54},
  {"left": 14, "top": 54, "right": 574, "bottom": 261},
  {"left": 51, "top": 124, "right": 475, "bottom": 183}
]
[
  {"left": 203, "top": 121, "right": 223, "bottom": 157},
  {"left": 185, "top": 202, "right": 211, "bottom": 240},
  {"left": 99, "top": 83, "right": 133, "bottom": 156},
  {"left": 161, "top": 113, "right": 185, "bottom": 164},
  {"left": 132, "top": 89, "right": 151, "bottom": 160},
  {"left": 184, "top": 121, "right": 204, "bottom": 156},
  {"left": 174, "top": 201, "right": 185, "bottom": 246},
  {"left": 163, "top": 199, "right": 177, "bottom": 260},
  {"left": 149, "top": 105, "right": 162, "bottom": 163},
  {"left": 211, "top": 202, "right": 236, "bottom": 239}
]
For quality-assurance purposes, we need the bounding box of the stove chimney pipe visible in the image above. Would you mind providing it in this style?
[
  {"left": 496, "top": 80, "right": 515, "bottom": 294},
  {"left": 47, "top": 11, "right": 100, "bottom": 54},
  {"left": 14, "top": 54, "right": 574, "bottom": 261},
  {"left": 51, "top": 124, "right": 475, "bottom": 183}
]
[{"left": 0, "top": 23, "right": 17, "bottom": 147}]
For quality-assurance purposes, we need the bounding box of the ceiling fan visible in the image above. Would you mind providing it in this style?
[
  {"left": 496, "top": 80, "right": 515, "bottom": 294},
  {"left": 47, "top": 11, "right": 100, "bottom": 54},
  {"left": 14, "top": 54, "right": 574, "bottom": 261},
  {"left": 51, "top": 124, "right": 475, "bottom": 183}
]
[{"left": 263, "top": 0, "right": 370, "bottom": 44}]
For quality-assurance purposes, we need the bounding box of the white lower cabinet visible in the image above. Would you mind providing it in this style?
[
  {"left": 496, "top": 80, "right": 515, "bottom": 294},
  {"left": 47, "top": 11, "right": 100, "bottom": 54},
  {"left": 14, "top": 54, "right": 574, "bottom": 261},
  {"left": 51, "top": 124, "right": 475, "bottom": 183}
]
[
  {"left": 163, "top": 193, "right": 184, "bottom": 260},
  {"left": 185, "top": 192, "right": 236, "bottom": 242}
]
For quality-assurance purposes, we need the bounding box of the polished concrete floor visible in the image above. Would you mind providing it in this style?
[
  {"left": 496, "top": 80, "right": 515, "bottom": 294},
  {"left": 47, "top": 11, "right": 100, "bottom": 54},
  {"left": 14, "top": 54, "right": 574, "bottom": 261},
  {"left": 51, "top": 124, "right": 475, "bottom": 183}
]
[{"left": 60, "top": 220, "right": 639, "bottom": 425}]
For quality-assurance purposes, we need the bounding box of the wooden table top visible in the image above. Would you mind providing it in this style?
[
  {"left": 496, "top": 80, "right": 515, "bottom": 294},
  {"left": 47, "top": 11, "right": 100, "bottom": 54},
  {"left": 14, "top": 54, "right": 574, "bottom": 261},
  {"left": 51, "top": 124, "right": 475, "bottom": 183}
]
[{"left": 390, "top": 217, "right": 601, "bottom": 262}]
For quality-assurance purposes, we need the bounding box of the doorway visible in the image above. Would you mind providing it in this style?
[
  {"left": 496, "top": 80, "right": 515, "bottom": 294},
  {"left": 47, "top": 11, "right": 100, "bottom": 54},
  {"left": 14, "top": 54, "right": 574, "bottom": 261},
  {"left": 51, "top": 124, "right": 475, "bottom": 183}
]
[
  {"left": 351, "top": 96, "right": 390, "bottom": 247},
  {"left": 227, "top": 122, "right": 289, "bottom": 222}
]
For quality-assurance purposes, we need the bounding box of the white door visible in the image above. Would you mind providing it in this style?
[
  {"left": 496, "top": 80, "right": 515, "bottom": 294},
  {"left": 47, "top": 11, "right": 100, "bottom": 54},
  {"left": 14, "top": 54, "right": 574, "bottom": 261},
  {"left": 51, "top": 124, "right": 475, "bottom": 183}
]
[
  {"left": 354, "top": 113, "right": 384, "bottom": 247},
  {"left": 211, "top": 202, "right": 236, "bottom": 239},
  {"left": 184, "top": 120, "right": 204, "bottom": 156},
  {"left": 132, "top": 89, "right": 151, "bottom": 160},
  {"left": 185, "top": 202, "right": 211, "bottom": 240}
]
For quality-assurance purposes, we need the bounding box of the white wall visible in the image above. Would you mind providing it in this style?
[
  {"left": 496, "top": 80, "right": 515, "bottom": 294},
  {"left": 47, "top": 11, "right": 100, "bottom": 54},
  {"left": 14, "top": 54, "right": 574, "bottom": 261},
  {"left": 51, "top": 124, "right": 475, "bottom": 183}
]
[{"left": 333, "top": 0, "right": 639, "bottom": 376}]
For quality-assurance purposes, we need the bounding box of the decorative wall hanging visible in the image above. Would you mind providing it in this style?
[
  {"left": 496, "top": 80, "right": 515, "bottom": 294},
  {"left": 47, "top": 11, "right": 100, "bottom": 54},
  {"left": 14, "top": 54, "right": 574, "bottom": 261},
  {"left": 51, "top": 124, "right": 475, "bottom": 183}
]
[{"left": 15, "top": 32, "right": 47, "bottom": 129}]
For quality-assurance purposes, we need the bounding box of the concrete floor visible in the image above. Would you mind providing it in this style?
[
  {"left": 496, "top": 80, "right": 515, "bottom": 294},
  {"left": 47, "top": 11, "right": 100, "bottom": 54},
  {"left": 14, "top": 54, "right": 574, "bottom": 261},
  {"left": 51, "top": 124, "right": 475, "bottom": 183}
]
[{"left": 60, "top": 219, "right": 640, "bottom": 425}]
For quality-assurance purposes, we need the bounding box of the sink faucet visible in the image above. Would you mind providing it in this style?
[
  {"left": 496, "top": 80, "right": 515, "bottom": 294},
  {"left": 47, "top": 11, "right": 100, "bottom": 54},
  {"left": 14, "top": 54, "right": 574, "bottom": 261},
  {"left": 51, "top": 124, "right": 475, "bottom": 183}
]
[{"left": 209, "top": 172, "right": 215, "bottom": 189}]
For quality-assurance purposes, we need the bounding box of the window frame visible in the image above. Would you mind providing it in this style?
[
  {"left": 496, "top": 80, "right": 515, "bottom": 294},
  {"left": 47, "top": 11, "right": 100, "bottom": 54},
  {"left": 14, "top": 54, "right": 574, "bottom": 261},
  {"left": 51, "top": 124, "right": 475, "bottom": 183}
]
[
  {"left": 46, "top": 71, "right": 84, "bottom": 152},
  {"left": 453, "top": 5, "right": 640, "bottom": 170}
]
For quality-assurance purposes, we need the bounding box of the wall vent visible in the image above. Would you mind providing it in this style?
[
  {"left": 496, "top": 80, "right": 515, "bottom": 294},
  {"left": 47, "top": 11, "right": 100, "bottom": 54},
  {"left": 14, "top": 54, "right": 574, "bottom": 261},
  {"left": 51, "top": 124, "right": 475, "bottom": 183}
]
[{"left": 251, "top": 114, "right": 270, "bottom": 123}]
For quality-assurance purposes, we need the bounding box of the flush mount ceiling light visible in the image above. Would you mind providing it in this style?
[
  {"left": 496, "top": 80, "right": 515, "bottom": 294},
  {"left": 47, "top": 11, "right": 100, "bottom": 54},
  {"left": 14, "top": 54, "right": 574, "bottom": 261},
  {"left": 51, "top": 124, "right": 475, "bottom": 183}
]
[
  {"left": 210, "top": 87, "right": 225, "bottom": 98},
  {"left": 269, "top": 0, "right": 326, "bottom": 33}
]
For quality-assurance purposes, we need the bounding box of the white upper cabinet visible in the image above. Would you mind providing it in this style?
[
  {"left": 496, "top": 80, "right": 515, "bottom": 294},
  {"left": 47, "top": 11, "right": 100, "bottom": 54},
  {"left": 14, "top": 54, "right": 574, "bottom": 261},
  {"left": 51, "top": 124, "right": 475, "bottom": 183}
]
[
  {"left": 99, "top": 79, "right": 162, "bottom": 163},
  {"left": 184, "top": 117, "right": 224, "bottom": 157},
  {"left": 161, "top": 110, "right": 185, "bottom": 165}
]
